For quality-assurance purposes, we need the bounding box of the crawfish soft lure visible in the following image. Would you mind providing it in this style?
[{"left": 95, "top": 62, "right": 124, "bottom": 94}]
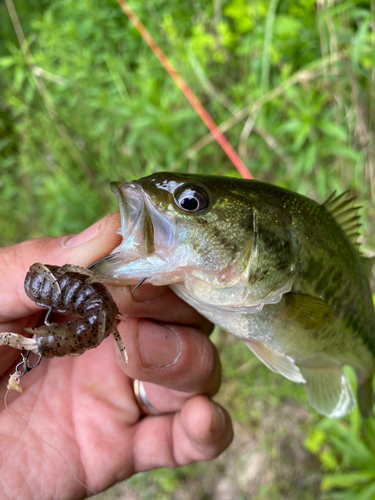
[{"left": 0, "top": 263, "right": 127, "bottom": 386}]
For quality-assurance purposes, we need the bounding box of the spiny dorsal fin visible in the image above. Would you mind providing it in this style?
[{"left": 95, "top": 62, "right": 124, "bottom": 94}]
[{"left": 322, "top": 191, "right": 361, "bottom": 248}]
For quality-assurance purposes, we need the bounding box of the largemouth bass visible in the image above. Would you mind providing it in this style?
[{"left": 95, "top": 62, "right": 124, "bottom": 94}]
[{"left": 92, "top": 173, "right": 375, "bottom": 418}]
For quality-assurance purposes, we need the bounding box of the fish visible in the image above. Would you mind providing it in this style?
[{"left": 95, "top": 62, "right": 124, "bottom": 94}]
[{"left": 91, "top": 172, "right": 375, "bottom": 418}]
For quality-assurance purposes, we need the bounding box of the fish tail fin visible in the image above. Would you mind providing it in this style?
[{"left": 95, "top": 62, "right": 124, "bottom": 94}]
[{"left": 357, "top": 373, "right": 374, "bottom": 418}]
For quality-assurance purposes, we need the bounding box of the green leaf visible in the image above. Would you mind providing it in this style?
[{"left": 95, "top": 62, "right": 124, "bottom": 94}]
[
  {"left": 356, "top": 481, "right": 375, "bottom": 500},
  {"left": 304, "top": 428, "right": 325, "bottom": 454},
  {"left": 318, "top": 121, "right": 348, "bottom": 141},
  {"left": 274, "top": 15, "right": 302, "bottom": 38},
  {"left": 352, "top": 14, "right": 371, "bottom": 69},
  {"left": 278, "top": 119, "right": 302, "bottom": 134},
  {"left": 321, "top": 472, "right": 375, "bottom": 491},
  {"left": 0, "top": 56, "right": 16, "bottom": 68},
  {"left": 292, "top": 122, "right": 311, "bottom": 151},
  {"left": 325, "top": 145, "right": 360, "bottom": 161},
  {"left": 13, "top": 65, "right": 27, "bottom": 92}
]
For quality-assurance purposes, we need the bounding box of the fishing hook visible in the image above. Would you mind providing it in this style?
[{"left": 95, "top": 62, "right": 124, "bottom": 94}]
[
  {"left": 15, "top": 350, "right": 42, "bottom": 377},
  {"left": 131, "top": 278, "right": 148, "bottom": 293},
  {"left": 44, "top": 306, "right": 53, "bottom": 326}
]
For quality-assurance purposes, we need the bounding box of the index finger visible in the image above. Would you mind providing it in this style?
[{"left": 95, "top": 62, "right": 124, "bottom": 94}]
[{"left": 109, "top": 284, "right": 213, "bottom": 335}]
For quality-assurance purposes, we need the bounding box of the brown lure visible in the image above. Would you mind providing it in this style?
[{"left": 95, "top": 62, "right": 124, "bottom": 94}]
[{"left": 0, "top": 263, "right": 127, "bottom": 364}]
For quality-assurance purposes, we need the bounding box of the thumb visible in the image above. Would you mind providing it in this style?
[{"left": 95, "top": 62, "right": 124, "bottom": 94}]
[{"left": 0, "top": 212, "right": 122, "bottom": 320}]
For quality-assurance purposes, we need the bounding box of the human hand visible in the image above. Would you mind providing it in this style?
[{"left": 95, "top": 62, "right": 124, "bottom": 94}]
[{"left": 0, "top": 213, "right": 233, "bottom": 499}]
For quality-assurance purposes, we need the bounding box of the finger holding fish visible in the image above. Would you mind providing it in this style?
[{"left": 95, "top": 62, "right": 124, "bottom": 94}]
[
  {"left": 114, "top": 317, "right": 221, "bottom": 407},
  {"left": 109, "top": 283, "right": 213, "bottom": 334}
]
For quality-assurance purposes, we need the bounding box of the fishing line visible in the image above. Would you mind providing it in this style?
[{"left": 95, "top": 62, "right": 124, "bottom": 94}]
[{"left": 4, "top": 380, "right": 98, "bottom": 497}]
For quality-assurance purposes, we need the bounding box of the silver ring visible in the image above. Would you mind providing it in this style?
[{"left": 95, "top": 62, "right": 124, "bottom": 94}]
[{"left": 133, "top": 379, "right": 162, "bottom": 416}]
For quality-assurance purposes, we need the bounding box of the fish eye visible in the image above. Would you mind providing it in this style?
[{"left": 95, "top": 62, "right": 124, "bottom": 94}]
[{"left": 174, "top": 185, "right": 209, "bottom": 213}]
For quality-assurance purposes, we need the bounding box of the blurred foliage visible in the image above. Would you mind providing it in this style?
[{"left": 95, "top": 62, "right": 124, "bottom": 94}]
[
  {"left": 1, "top": 0, "right": 375, "bottom": 499},
  {"left": 1, "top": 0, "right": 375, "bottom": 245}
]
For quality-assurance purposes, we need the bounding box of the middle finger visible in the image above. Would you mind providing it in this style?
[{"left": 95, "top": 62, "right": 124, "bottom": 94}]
[{"left": 116, "top": 318, "right": 221, "bottom": 400}]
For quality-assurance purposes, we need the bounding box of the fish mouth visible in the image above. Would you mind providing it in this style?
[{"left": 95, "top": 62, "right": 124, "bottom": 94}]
[
  {"left": 91, "top": 181, "right": 177, "bottom": 284},
  {"left": 111, "top": 181, "right": 155, "bottom": 258}
]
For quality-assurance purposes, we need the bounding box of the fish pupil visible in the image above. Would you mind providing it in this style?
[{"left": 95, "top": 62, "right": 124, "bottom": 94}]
[{"left": 180, "top": 196, "right": 198, "bottom": 211}]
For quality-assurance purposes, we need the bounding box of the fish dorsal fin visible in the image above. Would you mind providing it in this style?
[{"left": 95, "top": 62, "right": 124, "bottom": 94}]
[
  {"left": 244, "top": 338, "right": 305, "bottom": 383},
  {"left": 298, "top": 354, "right": 355, "bottom": 417},
  {"left": 322, "top": 191, "right": 361, "bottom": 248}
]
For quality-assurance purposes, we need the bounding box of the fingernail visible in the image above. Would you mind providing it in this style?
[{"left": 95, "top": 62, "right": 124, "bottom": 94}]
[
  {"left": 64, "top": 220, "right": 100, "bottom": 248},
  {"left": 210, "top": 401, "right": 225, "bottom": 433},
  {"left": 138, "top": 321, "right": 182, "bottom": 369}
]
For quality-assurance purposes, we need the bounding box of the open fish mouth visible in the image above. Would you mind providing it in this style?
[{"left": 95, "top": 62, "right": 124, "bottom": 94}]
[
  {"left": 112, "top": 181, "right": 177, "bottom": 255},
  {"left": 90, "top": 181, "right": 179, "bottom": 285},
  {"left": 111, "top": 182, "right": 155, "bottom": 258}
]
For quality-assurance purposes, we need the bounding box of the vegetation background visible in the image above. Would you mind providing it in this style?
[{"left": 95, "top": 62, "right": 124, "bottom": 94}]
[{"left": 1, "top": 0, "right": 375, "bottom": 498}]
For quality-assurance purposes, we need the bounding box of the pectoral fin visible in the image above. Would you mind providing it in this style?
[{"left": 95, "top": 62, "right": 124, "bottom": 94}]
[
  {"left": 244, "top": 339, "right": 305, "bottom": 383},
  {"left": 298, "top": 354, "right": 355, "bottom": 417},
  {"left": 281, "top": 293, "right": 334, "bottom": 330}
]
